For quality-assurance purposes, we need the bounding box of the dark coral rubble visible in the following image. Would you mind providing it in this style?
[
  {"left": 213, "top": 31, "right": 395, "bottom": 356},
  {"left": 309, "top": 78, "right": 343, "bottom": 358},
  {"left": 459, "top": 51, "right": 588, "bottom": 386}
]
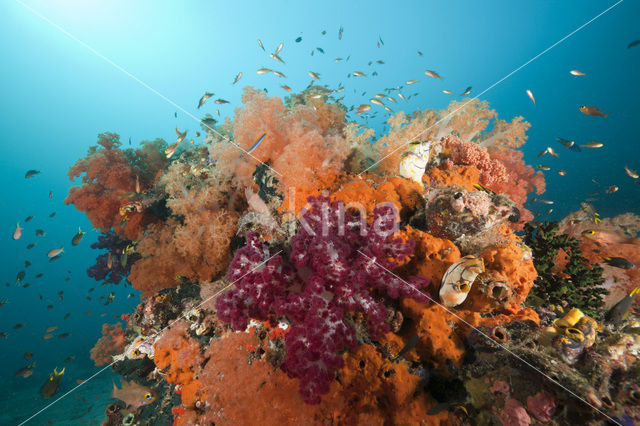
[{"left": 64, "top": 87, "right": 640, "bottom": 425}]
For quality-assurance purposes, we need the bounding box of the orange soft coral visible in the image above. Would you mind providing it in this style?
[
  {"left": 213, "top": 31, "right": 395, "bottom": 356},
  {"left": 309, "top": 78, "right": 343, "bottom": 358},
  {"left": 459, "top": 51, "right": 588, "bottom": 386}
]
[
  {"left": 90, "top": 323, "right": 126, "bottom": 366},
  {"left": 128, "top": 164, "right": 239, "bottom": 295},
  {"left": 197, "top": 331, "right": 446, "bottom": 426},
  {"left": 153, "top": 320, "right": 205, "bottom": 407},
  {"left": 209, "top": 87, "right": 350, "bottom": 214}
]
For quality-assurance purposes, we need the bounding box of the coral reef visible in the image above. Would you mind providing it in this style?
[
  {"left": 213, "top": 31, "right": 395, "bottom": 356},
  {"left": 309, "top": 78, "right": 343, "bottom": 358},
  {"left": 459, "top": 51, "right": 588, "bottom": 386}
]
[
  {"left": 64, "top": 90, "right": 637, "bottom": 426},
  {"left": 90, "top": 323, "right": 126, "bottom": 366}
]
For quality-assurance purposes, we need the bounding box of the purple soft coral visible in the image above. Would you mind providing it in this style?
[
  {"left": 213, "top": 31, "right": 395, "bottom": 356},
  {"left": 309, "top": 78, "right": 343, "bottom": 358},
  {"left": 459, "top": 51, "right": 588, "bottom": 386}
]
[
  {"left": 87, "top": 231, "right": 138, "bottom": 285},
  {"left": 216, "top": 196, "right": 430, "bottom": 404}
]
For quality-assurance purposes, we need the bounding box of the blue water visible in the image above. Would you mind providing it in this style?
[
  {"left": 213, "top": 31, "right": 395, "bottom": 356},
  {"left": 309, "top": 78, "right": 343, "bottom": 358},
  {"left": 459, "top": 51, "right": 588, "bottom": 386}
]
[{"left": 1, "top": 0, "right": 639, "bottom": 424}]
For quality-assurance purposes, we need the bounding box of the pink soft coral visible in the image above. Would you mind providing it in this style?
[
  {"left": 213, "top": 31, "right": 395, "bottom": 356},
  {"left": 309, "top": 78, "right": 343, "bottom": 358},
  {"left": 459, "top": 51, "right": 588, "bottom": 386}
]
[
  {"left": 526, "top": 390, "right": 556, "bottom": 422},
  {"left": 90, "top": 323, "right": 126, "bottom": 366},
  {"left": 441, "top": 136, "right": 508, "bottom": 186},
  {"left": 498, "top": 398, "right": 531, "bottom": 426}
]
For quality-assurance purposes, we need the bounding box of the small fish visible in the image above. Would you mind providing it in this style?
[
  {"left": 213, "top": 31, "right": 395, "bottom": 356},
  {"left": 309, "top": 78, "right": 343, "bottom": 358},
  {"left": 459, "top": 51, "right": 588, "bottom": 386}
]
[
  {"left": 47, "top": 248, "right": 64, "bottom": 258},
  {"left": 42, "top": 334, "right": 53, "bottom": 339},
  {"left": 602, "top": 257, "right": 636, "bottom": 270},
  {"left": 378, "top": 35, "right": 384, "bottom": 45},
  {"left": 535, "top": 164, "right": 550, "bottom": 171},
  {"left": 13, "top": 223, "right": 22, "bottom": 240},
  {"left": 627, "top": 40, "right": 640, "bottom": 49},
  {"left": 272, "top": 71, "right": 286, "bottom": 78},
  {"left": 25, "top": 170, "right": 41, "bottom": 179},
  {"left": 23, "top": 283, "right": 31, "bottom": 288},
  {"left": 165, "top": 143, "right": 179, "bottom": 159},
  {"left": 582, "top": 229, "right": 638, "bottom": 245},
  {"left": 275, "top": 42, "right": 283, "bottom": 55},
  {"left": 384, "top": 106, "right": 394, "bottom": 113},
  {"left": 35, "top": 273, "right": 43, "bottom": 279},
  {"left": 24, "top": 352, "right": 33, "bottom": 360},
  {"left": 605, "top": 185, "right": 619, "bottom": 194},
  {"left": 112, "top": 380, "right": 158, "bottom": 408},
  {"left": 257, "top": 68, "right": 272, "bottom": 75},
  {"left": 526, "top": 89, "right": 536, "bottom": 105},
  {"left": 0, "top": 299, "right": 8, "bottom": 307},
  {"left": 376, "top": 60, "right": 384, "bottom": 64},
  {"left": 537, "top": 147, "right": 559, "bottom": 157},
  {"left": 14, "top": 362, "right": 36, "bottom": 378},
  {"left": 558, "top": 170, "right": 567, "bottom": 176},
  {"left": 569, "top": 70, "right": 586, "bottom": 76},
  {"left": 269, "top": 53, "right": 285, "bottom": 64},
  {"left": 397, "top": 93, "right": 407, "bottom": 102},
  {"left": 45, "top": 326, "right": 58, "bottom": 333},
  {"left": 556, "top": 137, "right": 581, "bottom": 152},
  {"left": 417, "top": 50, "right": 423, "bottom": 56},
  {"left": 442, "top": 90, "right": 453, "bottom": 95},
  {"left": 316, "top": 47, "right": 325, "bottom": 54},
  {"left": 308, "top": 71, "right": 320, "bottom": 80},
  {"left": 334, "top": 57, "right": 343, "bottom": 62},
  {"left": 579, "top": 105, "right": 607, "bottom": 117},
  {"left": 214, "top": 99, "right": 230, "bottom": 105},
  {"left": 295, "top": 36, "right": 302, "bottom": 43},
  {"left": 16, "top": 270, "right": 25, "bottom": 284},
  {"left": 606, "top": 286, "right": 640, "bottom": 324},
  {"left": 353, "top": 71, "right": 366, "bottom": 77},
  {"left": 197, "top": 92, "right": 214, "bottom": 109},
  {"left": 49, "top": 212, "right": 56, "bottom": 218},
  {"left": 580, "top": 142, "right": 604, "bottom": 148},
  {"left": 71, "top": 228, "right": 85, "bottom": 246},
  {"left": 391, "top": 335, "right": 419, "bottom": 362},
  {"left": 424, "top": 70, "right": 441, "bottom": 79},
  {"left": 357, "top": 104, "right": 371, "bottom": 112},
  {"left": 13, "top": 323, "right": 25, "bottom": 330},
  {"left": 174, "top": 112, "right": 177, "bottom": 118},
  {"left": 257, "top": 39, "right": 264, "bottom": 50},
  {"left": 49, "top": 189, "right": 52, "bottom": 199},
  {"left": 0, "top": 332, "right": 8, "bottom": 339},
  {"left": 338, "top": 26, "right": 343, "bottom": 40},
  {"left": 386, "top": 96, "right": 396, "bottom": 103},
  {"left": 64, "top": 356, "right": 75, "bottom": 362},
  {"left": 370, "top": 98, "right": 384, "bottom": 106},
  {"left": 459, "top": 86, "right": 472, "bottom": 96},
  {"left": 64, "top": 312, "right": 71, "bottom": 319},
  {"left": 281, "top": 85, "right": 292, "bottom": 92},
  {"left": 406, "top": 79, "right": 418, "bottom": 85},
  {"left": 58, "top": 332, "right": 70, "bottom": 339},
  {"left": 25, "top": 261, "right": 31, "bottom": 268},
  {"left": 175, "top": 128, "right": 187, "bottom": 144},
  {"left": 472, "top": 183, "right": 496, "bottom": 196},
  {"left": 623, "top": 165, "right": 638, "bottom": 179},
  {"left": 107, "top": 252, "right": 113, "bottom": 269},
  {"left": 40, "top": 368, "right": 64, "bottom": 399},
  {"left": 25, "top": 216, "right": 34, "bottom": 222},
  {"left": 247, "top": 133, "right": 266, "bottom": 154},
  {"left": 27, "top": 243, "right": 36, "bottom": 249}
]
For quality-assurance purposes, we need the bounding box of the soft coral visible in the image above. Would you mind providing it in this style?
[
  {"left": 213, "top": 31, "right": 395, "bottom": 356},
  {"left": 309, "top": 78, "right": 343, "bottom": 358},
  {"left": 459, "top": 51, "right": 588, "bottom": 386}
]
[{"left": 216, "top": 196, "right": 429, "bottom": 403}]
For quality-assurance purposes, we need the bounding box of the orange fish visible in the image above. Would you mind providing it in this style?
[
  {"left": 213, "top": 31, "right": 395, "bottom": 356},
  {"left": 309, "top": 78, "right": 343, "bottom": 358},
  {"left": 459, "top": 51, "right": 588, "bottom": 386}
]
[
  {"left": 579, "top": 105, "right": 607, "bottom": 117},
  {"left": 112, "top": 380, "right": 157, "bottom": 408},
  {"left": 582, "top": 230, "right": 639, "bottom": 245}
]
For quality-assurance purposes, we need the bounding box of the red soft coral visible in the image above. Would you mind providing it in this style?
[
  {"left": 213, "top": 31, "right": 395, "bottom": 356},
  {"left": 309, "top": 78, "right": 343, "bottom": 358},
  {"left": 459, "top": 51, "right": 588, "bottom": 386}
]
[
  {"left": 90, "top": 323, "right": 126, "bottom": 366},
  {"left": 65, "top": 133, "right": 168, "bottom": 239}
]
